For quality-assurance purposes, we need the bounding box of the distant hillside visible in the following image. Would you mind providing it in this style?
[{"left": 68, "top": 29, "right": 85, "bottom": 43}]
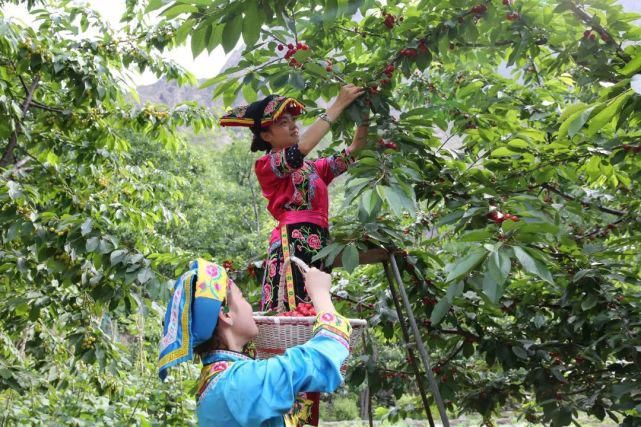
[{"left": 136, "top": 48, "right": 243, "bottom": 110}]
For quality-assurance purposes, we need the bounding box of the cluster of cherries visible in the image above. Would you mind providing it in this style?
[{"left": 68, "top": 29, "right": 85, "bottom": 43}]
[
  {"left": 623, "top": 144, "right": 641, "bottom": 153},
  {"left": 223, "top": 260, "right": 234, "bottom": 270},
  {"left": 280, "top": 302, "right": 317, "bottom": 317},
  {"left": 399, "top": 48, "right": 417, "bottom": 58},
  {"left": 506, "top": 11, "right": 520, "bottom": 21},
  {"left": 383, "top": 12, "right": 403, "bottom": 29},
  {"left": 583, "top": 29, "right": 610, "bottom": 42},
  {"left": 487, "top": 210, "right": 520, "bottom": 223},
  {"left": 377, "top": 138, "right": 398, "bottom": 150},
  {"left": 383, "top": 63, "right": 395, "bottom": 78},
  {"left": 470, "top": 4, "right": 487, "bottom": 15},
  {"left": 502, "top": 0, "right": 520, "bottom": 21},
  {"left": 277, "top": 41, "right": 309, "bottom": 67}
]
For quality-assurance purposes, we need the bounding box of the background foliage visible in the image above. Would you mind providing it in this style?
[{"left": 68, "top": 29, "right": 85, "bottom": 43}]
[{"left": 1, "top": 0, "right": 641, "bottom": 425}]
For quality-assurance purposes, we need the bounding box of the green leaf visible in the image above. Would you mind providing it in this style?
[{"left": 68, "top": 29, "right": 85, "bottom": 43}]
[
  {"left": 222, "top": 14, "right": 242, "bottom": 53},
  {"left": 586, "top": 91, "right": 632, "bottom": 136},
  {"left": 110, "top": 249, "right": 127, "bottom": 266},
  {"left": 242, "top": 2, "right": 261, "bottom": 46},
  {"left": 581, "top": 294, "right": 598, "bottom": 311},
  {"left": 86, "top": 237, "right": 99, "bottom": 253},
  {"left": 341, "top": 244, "right": 359, "bottom": 273},
  {"left": 190, "top": 23, "right": 209, "bottom": 57},
  {"left": 312, "top": 242, "right": 344, "bottom": 267},
  {"left": 430, "top": 298, "right": 451, "bottom": 325},
  {"left": 445, "top": 248, "right": 488, "bottom": 283},
  {"left": 482, "top": 249, "right": 511, "bottom": 303},
  {"left": 161, "top": 4, "right": 198, "bottom": 19},
  {"left": 445, "top": 281, "right": 464, "bottom": 303},
  {"left": 80, "top": 218, "right": 92, "bottom": 236},
  {"left": 289, "top": 72, "right": 305, "bottom": 89},
  {"left": 457, "top": 80, "right": 484, "bottom": 98},
  {"left": 512, "top": 246, "right": 553, "bottom": 284},
  {"left": 490, "top": 147, "right": 518, "bottom": 157},
  {"left": 379, "top": 185, "right": 412, "bottom": 217},
  {"left": 621, "top": 54, "right": 641, "bottom": 76},
  {"left": 459, "top": 229, "right": 491, "bottom": 242},
  {"left": 558, "top": 105, "right": 593, "bottom": 139}
]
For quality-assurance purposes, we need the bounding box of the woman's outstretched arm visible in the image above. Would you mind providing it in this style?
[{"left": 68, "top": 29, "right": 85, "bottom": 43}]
[{"left": 298, "top": 84, "right": 365, "bottom": 155}]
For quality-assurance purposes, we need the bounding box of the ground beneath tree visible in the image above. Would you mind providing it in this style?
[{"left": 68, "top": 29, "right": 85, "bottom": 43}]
[{"left": 319, "top": 415, "right": 617, "bottom": 426}]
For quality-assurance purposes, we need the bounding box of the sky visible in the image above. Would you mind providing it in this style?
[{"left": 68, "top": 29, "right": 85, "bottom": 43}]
[{"left": 3, "top": 0, "right": 641, "bottom": 86}]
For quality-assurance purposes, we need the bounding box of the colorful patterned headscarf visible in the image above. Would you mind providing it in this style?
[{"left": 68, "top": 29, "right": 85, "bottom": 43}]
[
  {"left": 219, "top": 95, "right": 305, "bottom": 129},
  {"left": 158, "top": 259, "right": 230, "bottom": 380}
]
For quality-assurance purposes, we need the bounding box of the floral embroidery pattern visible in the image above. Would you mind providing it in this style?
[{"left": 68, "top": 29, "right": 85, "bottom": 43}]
[
  {"left": 328, "top": 149, "right": 354, "bottom": 178},
  {"left": 307, "top": 234, "right": 321, "bottom": 250},
  {"left": 284, "top": 162, "right": 319, "bottom": 211},
  {"left": 196, "top": 361, "right": 234, "bottom": 403},
  {"left": 269, "top": 145, "right": 304, "bottom": 178},
  {"left": 313, "top": 311, "right": 352, "bottom": 344},
  {"left": 205, "top": 264, "right": 219, "bottom": 278},
  {"left": 264, "top": 98, "right": 279, "bottom": 115},
  {"left": 261, "top": 224, "right": 329, "bottom": 311}
]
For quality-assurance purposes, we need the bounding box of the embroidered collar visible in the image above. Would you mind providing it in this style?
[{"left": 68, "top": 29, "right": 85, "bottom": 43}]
[{"left": 201, "top": 349, "right": 254, "bottom": 365}]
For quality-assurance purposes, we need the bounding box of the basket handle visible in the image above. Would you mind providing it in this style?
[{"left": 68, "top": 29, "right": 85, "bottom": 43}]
[{"left": 289, "top": 255, "right": 310, "bottom": 273}]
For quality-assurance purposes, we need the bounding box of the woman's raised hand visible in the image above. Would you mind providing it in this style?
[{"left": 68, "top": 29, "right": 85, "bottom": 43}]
[
  {"left": 333, "top": 84, "right": 366, "bottom": 110},
  {"left": 303, "top": 267, "right": 336, "bottom": 314}
]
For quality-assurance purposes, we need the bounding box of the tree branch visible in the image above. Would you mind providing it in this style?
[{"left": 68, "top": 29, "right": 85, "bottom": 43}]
[
  {"left": 1, "top": 76, "right": 40, "bottom": 167},
  {"left": 566, "top": 1, "right": 629, "bottom": 60},
  {"left": 541, "top": 183, "right": 627, "bottom": 216}
]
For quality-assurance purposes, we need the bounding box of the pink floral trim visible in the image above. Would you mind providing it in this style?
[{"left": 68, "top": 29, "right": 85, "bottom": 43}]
[
  {"left": 307, "top": 234, "right": 322, "bottom": 250},
  {"left": 321, "top": 312, "right": 335, "bottom": 322},
  {"left": 291, "top": 229, "right": 303, "bottom": 239},
  {"left": 206, "top": 264, "right": 219, "bottom": 278},
  {"left": 292, "top": 171, "right": 304, "bottom": 185}
]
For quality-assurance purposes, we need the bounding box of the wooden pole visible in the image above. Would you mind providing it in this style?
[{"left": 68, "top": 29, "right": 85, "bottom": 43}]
[
  {"left": 383, "top": 262, "right": 435, "bottom": 427},
  {"left": 388, "top": 253, "right": 450, "bottom": 427}
]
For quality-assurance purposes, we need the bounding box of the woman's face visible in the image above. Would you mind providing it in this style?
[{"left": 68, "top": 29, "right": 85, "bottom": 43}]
[
  {"left": 260, "top": 113, "right": 299, "bottom": 150},
  {"left": 227, "top": 281, "right": 259, "bottom": 341}
]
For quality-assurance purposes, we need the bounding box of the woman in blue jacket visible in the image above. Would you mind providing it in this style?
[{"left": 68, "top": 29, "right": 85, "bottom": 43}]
[{"left": 158, "top": 259, "right": 352, "bottom": 426}]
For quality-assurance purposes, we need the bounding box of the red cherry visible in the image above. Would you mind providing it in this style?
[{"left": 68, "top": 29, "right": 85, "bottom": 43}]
[
  {"left": 623, "top": 144, "right": 631, "bottom": 151},
  {"left": 384, "top": 15, "right": 395, "bottom": 29},
  {"left": 380, "top": 78, "right": 390, "bottom": 86},
  {"left": 287, "top": 43, "right": 294, "bottom": 49},
  {"left": 599, "top": 31, "right": 610, "bottom": 42},
  {"left": 487, "top": 211, "right": 505, "bottom": 223},
  {"left": 471, "top": 4, "right": 487, "bottom": 14},
  {"left": 635, "top": 146, "right": 641, "bottom": 153},
  {"left": 277, "top": 44, "right": 284, "bottom": 51},
  {"left": 506, "top": 12, "right": 520, "bottom": 20},
  {"left": 296, "top": 42, "right": 303, "bottom": 49},
  {"left": 326, "top": 65, "right": 333, "bottom": 72},
  {"left": 583, "top": 30, "right": 591, "bottom": 38},
  {"left": 589, "top": 34, "right": 596, "bottom": 41},
  {"left": 502, "top": 0, "right": 512, "bottom": 5}
]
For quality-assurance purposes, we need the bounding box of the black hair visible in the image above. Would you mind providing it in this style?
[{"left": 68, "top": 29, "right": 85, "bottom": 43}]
[
  {"left": 250, "top": 128, "right": 272, "bottom": 153},
  {"left": 245, "top": 95, "right": 277, "bottom": 153}
]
